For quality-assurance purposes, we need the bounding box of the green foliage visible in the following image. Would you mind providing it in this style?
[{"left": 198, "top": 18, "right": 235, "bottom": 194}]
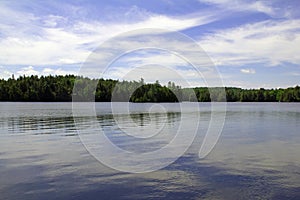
[
  {"left": 0, "top": 75, "right": 299, "bottom": 102},
  {"left": 0, "top": 75, "right": 76, "bottom": 102},
  {"left": 130, "top": 83, "right": 178, "bottom": 102}
]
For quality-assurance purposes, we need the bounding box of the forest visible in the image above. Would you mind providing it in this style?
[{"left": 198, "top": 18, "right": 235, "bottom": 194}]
[{"left": 0, "top": 75, "right": 300, "bottom": 102}]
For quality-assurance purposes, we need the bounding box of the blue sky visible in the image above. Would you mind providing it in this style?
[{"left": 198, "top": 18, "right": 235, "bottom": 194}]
[{"left": 0, "top": 0, "right": 300, "bottom": 88}]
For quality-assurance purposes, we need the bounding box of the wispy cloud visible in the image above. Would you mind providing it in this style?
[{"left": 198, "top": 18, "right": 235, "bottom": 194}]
[
  {"left": 199, "top": 0, "right": 275, "bottom": 16},
  {"left": 288, "top": 72, "right": 300, "bottom": 76},
  {"left": 200, "top": 19, "right": 300, "bottom": 67},
  {"left": 0, "top": 3, "right": 216, "bottom": 67},
  {"left": 1, "top": 1, "right": 300, "bottom": 88},
  {"left": 120, "top": 51, "right": 190, "bottom": 68},
  {"left": 104, "top": 64, "right": 209, "bottom": 87},
  {"left": 199, "top": 0, "right": 300, "bottom": 19},
  {"left": 240, "top": 68, "right": 256, "bottom": 74}
]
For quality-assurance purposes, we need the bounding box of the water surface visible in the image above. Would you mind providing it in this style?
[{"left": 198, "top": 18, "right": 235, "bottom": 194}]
[{"left": 0, "top": 102, "right": 299, "bottom": 199}]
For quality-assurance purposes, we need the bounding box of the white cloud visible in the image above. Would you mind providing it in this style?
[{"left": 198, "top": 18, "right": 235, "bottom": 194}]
[
  {"left": 0, "top": 66, "right": 13, "bottom": 79},
  {"left": 43, "top": 15, "right": 67, "bottom": 27},
  {"left": 17, "top": 66, "right": 39, "bottom": 76},
  {"left": 101, "top": 48, "right": 223, "bottom": 87},
  {"left": 0, "top": 3, "right": 216, "bottom": 67},
  {"left": 41, "top": 67, "right": 78, "bottom": 76},
  {"left": 199, "top": 0, "right": 275, "bottom": 16},
  {"left": 0, "top": 66, "right": 78, "bottom": 79},
  {"left": 1, "top": 2, "right": 299, "bottom": 89},
  {"left": 288, "top": 72, "right": 300, "bottom": 76},
  {"left": 221, "top": 80, "right": 273, "bottom": 89},
  {"left": 104, "top": 64, "right": 209, "bottom": 87},
  {"left": 122, "top": 52, "right": 190, "bottom": 68},
  {"left": 240, "top": 68, "right": 256, "bottom": 74},
  {"left": 200, "top": 20, "right": 300, "bottom": 67},
  {"left": 0, "top": 3, "right": 39, "bottom": 37},
  {"left": 200, "top": 0, "right": 300, "bottom": 19}
]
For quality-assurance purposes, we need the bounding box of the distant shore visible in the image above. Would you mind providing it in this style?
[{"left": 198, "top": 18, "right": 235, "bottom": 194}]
[{"left": 0, "top": 75, "right": 299, "bottom": 102}]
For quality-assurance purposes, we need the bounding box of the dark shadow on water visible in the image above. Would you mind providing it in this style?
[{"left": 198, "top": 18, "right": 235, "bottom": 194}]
[{"left": 1, "top": 151, "right": 300, "bottom": 200}]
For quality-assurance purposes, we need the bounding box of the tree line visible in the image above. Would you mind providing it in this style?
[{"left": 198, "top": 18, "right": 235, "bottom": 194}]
[{"left": 0, "top": 75, "right": 299, "bottom": 102}]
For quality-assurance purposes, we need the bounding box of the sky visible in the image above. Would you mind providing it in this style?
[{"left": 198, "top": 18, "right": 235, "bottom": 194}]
[{"left": 0, "top": 0, "right": 300, "bottom": 88}]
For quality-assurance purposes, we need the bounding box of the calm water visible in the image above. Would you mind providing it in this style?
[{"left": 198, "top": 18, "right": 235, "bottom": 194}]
[{"left": 0, "top": 102, "right": 299, "bottom": 199}]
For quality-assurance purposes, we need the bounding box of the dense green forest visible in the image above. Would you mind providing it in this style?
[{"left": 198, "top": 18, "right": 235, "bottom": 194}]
[{"left": 0, "top": 75, "right": 300, "bottom": 102}]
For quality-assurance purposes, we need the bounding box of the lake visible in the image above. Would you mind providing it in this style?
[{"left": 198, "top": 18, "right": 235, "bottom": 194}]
[{"left": 0, "top": 102, "right": 299, "bottom": 199}]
